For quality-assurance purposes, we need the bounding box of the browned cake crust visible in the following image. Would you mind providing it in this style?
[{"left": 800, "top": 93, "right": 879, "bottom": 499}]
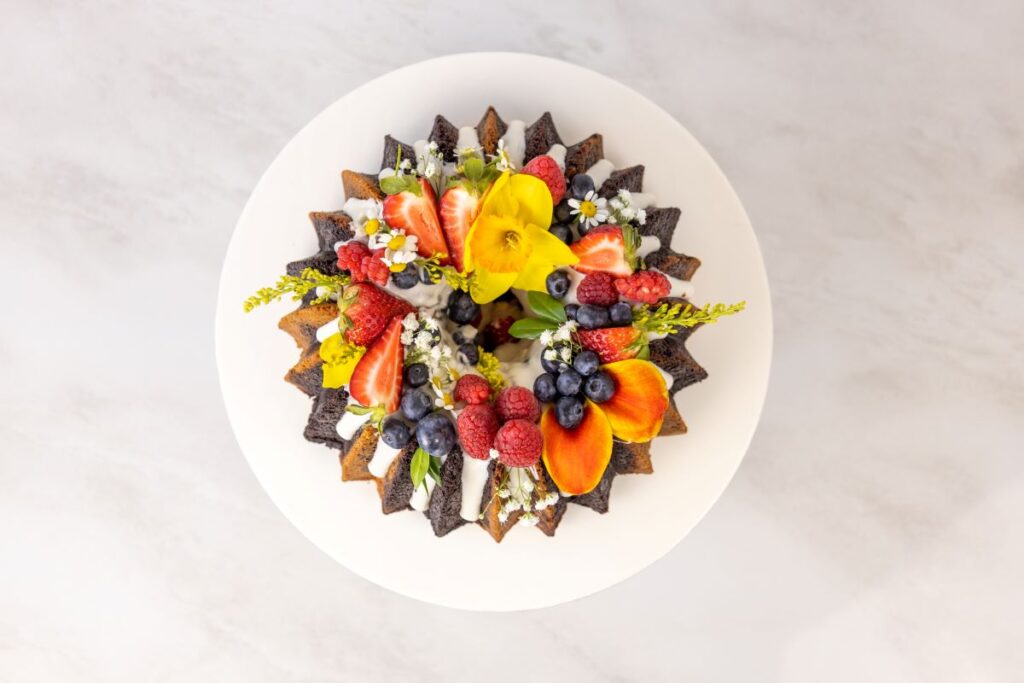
[
  {"left": 523, "top": 111, "right": 562, "bottom": 165},
  {"left": 381, "top": 134, "right": 416, "bottom": 171},
  {"left": 341, "top": 170, "right": 384, "bottom": 200},
  {"left": 611, "top": 441, "right": 654, "bottom": 475},
  {"left": 571, "top": 464, "right": 616, "bottom": 513},
  {"left": 599, "top": 165, "right": 645, "bottom": 199},
  {"left": 564, "top": 133, "right": 603, "bottom": 178},
  {"left": 429, "top": 115, "right": 460, "bottom": 161},
  {"left": 475, "top": 106, "right": 507, "bottom": 156},
  {"left": 380, "top": 447, "right": 416, "bottom": 514},
  {"left": 305, "top": 387, "right": 350, "bottom": 449},
  {"left": 659, "top": 399, "right": 688, "bottom": 436},
  {"left": 427, "top": 449, "right": 471, "bottom": 537},
  {"left": 309, "top": 211, "right": 354, "bottom": 251},
  {"left": 535, "top": 465, "right": 570, "bottom": 536},
  {"left": 477, "top": 461, "right": 521, "bottom": 542},
  {"left": 285, "top": 345, "right": 323, "bottom": 397},
  {"left": 340, "top": 427, "right": 377, "bottom": 482},
  {"left": 279, "top": 302, "right": 338, "bottom": 350}
]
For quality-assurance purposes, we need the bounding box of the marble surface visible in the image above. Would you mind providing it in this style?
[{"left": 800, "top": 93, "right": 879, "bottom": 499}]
[{"left": 2, "top": 1, "right": 1021, "bottom": 680}]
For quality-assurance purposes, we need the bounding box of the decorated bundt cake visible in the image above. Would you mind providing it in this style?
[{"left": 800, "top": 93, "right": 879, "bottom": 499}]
[{"left": 246, "top": 108, "right": 744, "bottom": 541}]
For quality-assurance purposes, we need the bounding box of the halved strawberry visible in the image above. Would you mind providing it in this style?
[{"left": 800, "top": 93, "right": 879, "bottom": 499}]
[
  {"left": 348, "top": 315, "right": 404, "bottom": 412},
  {"left": 382, "top": 177, "right": 449, "bottom": 262},
  {"left": 576, "top": 326, "right": 645, "bottom": 363},
  {"left": 569, "top": 226, "right": 634, "bottom": 277},
  {"left": 439, "top": 184, "right": 481, "bottom": 271},
  {"left": 338, "top": 283, "right": 414, "bottom": 347}
]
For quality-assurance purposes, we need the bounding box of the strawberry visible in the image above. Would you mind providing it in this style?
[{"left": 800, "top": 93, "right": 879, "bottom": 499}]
[
  {"left": 576, "top": 326, "right": 645, "bottom": 363},
  {"left": 338, "top": 283, "right": 414, "bottom": 347},
  {"left": 348, "top": 315, "right": 404, "bottom": 412},
  {"left": 569, "top": 226, "right": 635, "bottom": 277},
  {"left": 439, "top": 184, "right": 481, "bottom": 271},
  {"left": 382, "top": 177, "right": 449, "bottom": 262},
  {"left": 521, "top": 155, "right": 566, "bottom": 204}
]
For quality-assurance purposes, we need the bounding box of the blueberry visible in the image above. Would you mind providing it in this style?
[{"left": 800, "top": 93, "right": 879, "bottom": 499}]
[
  {"left": 609, "top": 302, "right": 633, "bottom": 326},
  {"left": 541, "top": 345, "right": 572, "bottom": 373},
  {"left": 401, "top": 389, "right": 433, "bottom": 421},
  {"left": 447, "top": 291, "right": 480, "bottom": 324},
  {"left": 390, "top": 266, "right": 419, "bottom": 289},
  {"left": 556, "top": 367, "right": 583, "bottom": 396},
  {"left": 565, "top": 303, "right": 580, "bottom": 321},
  {"left": 570, "top": 173, "right": 595, "bottom": 200},
  {"left": 554, "top": 199, "right": 573, "bottom": 224},
  {"left": 458, "top": 342, "right": 479, "bottom": 365},
  {"left": 418, "top": 265, "right": 435, "bottom": 284},
  {"left": 545, "top": 270, "right": 570, "bottom": 299},
  {"left": 549, "top": 224, "right": 573, "bottom": 245},
  {"left": 573, "top": 350, "right": 600, "bottom": 376},
  {"left": 415, "top": 413, "right": 456, "bottom": 456},
  {"left": 533, "top": 373, "right": 558, "bottom": 402},
  {"left": 583, "top": 371, "right": 615, "bottom": 403},
  {"left": 404, "top": 363, "right": 429, "bottom": 388},
  {"left": 576, "top": 304, "right": 610, "bottom": 329},
  {"left": 555, "top": 395, "right": 584, "bottom": 429},
  {"left": 381, "top": 417, "right": 412, "bottom": 448}
]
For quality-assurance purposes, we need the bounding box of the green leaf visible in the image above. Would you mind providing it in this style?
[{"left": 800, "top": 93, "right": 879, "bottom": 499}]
[
  {"left": 379, "top": 175, "right": 406, "bottom": 195},
  {"left": 527, "top": 291, "right": 566, "bottom": 324},
  {"left": 410, "top": 447, "right": 429, "bottom": 489},
  {"left": 345, "top": 405, "right": 375, "bottom": 416},
  {"left": 427, "top": 455, "right": 442, "bottom": 484},
  {"left": 509, "top": 318, "right": 559, "bottom": 339}
]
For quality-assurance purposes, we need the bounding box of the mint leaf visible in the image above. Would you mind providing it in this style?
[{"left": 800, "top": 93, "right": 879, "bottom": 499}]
[
  {"left": 410, "top": 447, "right": 429, "bottom": 489},
  {"left": 527, "top": 291, "right": 566, "bottom": 324},
  {"left": 509, "top": 318, "right": 559, "bottom": 339},
  {"left": 427, "top": 455, "right": 442, "bottom": 484},
  {"left": 379, "top": 175, "right": 406, "bottom": 196}
]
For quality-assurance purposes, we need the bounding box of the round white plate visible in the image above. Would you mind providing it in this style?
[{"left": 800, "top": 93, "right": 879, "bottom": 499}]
[{"left": 216, "top": 53, "right": 771, "bottom": 611}]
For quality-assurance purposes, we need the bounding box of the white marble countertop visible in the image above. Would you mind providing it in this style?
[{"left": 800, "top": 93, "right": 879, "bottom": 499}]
[{"left": 2, "top": 1, "right": 1021, "bottom": 681}]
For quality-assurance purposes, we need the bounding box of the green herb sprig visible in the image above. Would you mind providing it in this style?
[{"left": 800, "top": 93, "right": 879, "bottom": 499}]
[
  {"left": 634, "top": 301, "right": 747, "bottom": 335},
  {"left": 508, "top": 292, "right": 566, "bottom": 339},
  {"left": 243, "top": 268, "right": 350, "bottom": 312},
  {"left": 410, "top": 447, "right": 443, "bottom": 491}
]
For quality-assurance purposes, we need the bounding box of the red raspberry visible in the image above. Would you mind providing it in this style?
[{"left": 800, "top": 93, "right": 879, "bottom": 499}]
[
  {"left": 482, "top": 316, "right": 514, "bottom": 348},
  {"left": 361, "top": 248, "right": 390, "bottom": 286},
  {"left": 336, "top": 241, "right": 370, "bottom": 281},
  {"left": 494, "top": 419, "right": 543, "bottom": 467},
  {"left": 495, "top": 386, "right": 541, "bottom": 423},
  {"left": 453, "top": 374, "right": 491, "bottom": 405},
  {"left": 457, "top": 403, "right": 499, "bottom": 460},
  {"left": 576, "top": 272, "right": 619, "bottom": 306},
  {"left": 521, "top": 155, "right": 566, "bottom": 204},
  {"left": 614, "top": 270, "right": 671, "bottom": 304}
]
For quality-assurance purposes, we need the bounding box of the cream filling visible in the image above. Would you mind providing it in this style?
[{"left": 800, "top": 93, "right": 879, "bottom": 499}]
[
  {"left": 457, "top": 126, "right": 480, "bottom": 155},
  {"left": 368, "top": 440, "right": 402, "bottom": 478},
  {"left": 500, "top": 120, "right": 526, "bottom": 168},
  {"left": 545, "top": 144, "right": 567, "bottom": 169},
  {"left": 336, "top": 409, "right": 370, "bottom": 441},
  {"left": 585, "top": 159, "right": 614, "bottom": 188},
  {"left": 409, "top": 476, "right": 437, "bottom": 512},
  {"left": 460, "top": 456, "right": 491, "bottom": 521}
]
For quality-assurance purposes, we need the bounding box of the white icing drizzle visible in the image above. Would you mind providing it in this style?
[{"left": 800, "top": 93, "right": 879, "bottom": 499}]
[
  {"left": 382, "top": 278, "right": 450, "bottom": 310},
  {"left": 368, "top": 440, "right": 402, "bottom": 478},
  {"left": 500, "top": 120, "right": 526, "bottom": 168},
  {"left": 502, "top": 342, "right": 546, "bottom": 390},
  {"left": 315, "top": 317, "right": 341, "bottom": 343},
  {"left": 656, "top": 365, "right": 674, "bottom": 393},
  {"left": 585, "top": 159, "right": 614, "bottom": 188},
  {"left": 413, "top": 139, "right": 429, "bottom": 158},
  {"left": 663, "top": 271, "right": 696, "bottom": 299},
  {"left": 409, "top": 476, "right": 436, "bottom": 511},
  {"left": 629, "top": 192, "right": 656, "bottom": 208},
  {"left": 564, "top": 268, "right": 586, "bottom": 301},
  {"left": 460, "top": 456, "right": 491, "bottom": 521},
  {"left": 342, "top": 197, "right": 381, "bottom": 224},
  {"left": 545, "top": 144, "right": 567, "bottom": 169},
  {"left": 457, "top": 126, "right": 480, "bottom": 154},
  {"left": 637, "top": 235, "right": 661, "bottom": 258},
  {"left": 336, "top": 409, "right": 370, "bottom": 441}
]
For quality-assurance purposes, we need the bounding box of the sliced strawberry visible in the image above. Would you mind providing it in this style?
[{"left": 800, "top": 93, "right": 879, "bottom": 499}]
[
  {"left": 348, "top": 315, "right": 404, "bottom": 412},
  {"left": 382, "top": 177, "right": 449, "bottom": 262},
  {"left": 576, "top": 326, "right": 645, "bottom": 363},
  {"left": 569, "top": 226, "right": 634, "bottom": 276},
  {"left": 439, "top": 184, "right": 481, "bottom": 272},
  {"left": 338, "top": 283, "right": 414, "bottom": 347}
]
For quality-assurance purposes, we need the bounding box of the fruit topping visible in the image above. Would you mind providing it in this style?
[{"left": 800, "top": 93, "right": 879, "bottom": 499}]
[
  {"left": 495, "top": 386, "right": 541, "bottom": 423},
  {"left": 457, "top": 403, "right": 500, "bottom": 460},
  {"left": 545, "top": 270, "right": 571, "bottom": 299},
  {"left": 390, "top": 265, "right": 420, "bottom": 289},
  {"left": 382, "top": 177, "right": 449, "bottom": 261},
  {"left": 533, "top": 373, "right": 558, "bottom": 403},
  {"left": 582, "top": 370, "right": 615, "bottom": 403},
  {"left": 541, "top": 400, "right": 612, "bottom": 494},
  {"left": 569, "top": 225, "right": 634, "bottom": 277},
  {"left": 403, "top": 362, "right": 429, "bottom": 388},
  {"left": 575, "top": 304, "right": 611, "bottom": 329},
  {"left": 447, "top": 290, "right": 481, "bottom": 325},
  {"left": 400, "top": 388, "right": 433, "bottom": 421},
  {"left": 336, "top": 241, "right": 371, "bottom": 280},
  {"left": 348, "top": 315, "right": 405, "bottom": 413},
  {"left": 338, "top": 283, "right": 415, "bottom": 347},
  {"left": 415, "top": 412, "right": 457, "bottom": 456},
  {"left": 548, "top": 224, "right": 573, "bottom": 245},
  {"left": 576, "top": 326, "right": 644, "bottom": 363},
  {"left": 457, "top": 342, "right": 479, "bottom": 365},
  {"left": 494, "top": 419, "right": 543, "bottom": 468},
  {"left": 554, "top": 395, "right": 584, "bottom": 429},
  {"left": 555, "top": 368, "right": 583, "bottom": 396},
  {"left": 575, "top": 272, "right": 619, "bottom": 306},
  {"left": 572, "top": 349, "right": 601, "bottom": 376},
  {"left": 453, "top": 374, "right": 491, "bottom": 405},
  {"left": 521, "top": 155, "right": 567, "bottom": 204},
  {"left": 608, "top": 302, "right": 634, "bottom": 326},
  {"left": 569, "top": 173, "right": 595, "bottom": 200},
  {"left": 615, "top": 270, "right": 671, "bottom": 304},
  {"left": 380, "top": 417, "right": 412, "bottom": 449},
  {"left": 439, "top": 184, "right": 481, "bottom": 271}
]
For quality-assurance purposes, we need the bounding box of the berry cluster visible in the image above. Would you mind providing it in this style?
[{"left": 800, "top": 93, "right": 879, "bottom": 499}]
[
  {"left": 533, "top": 347, "right": 616, "bottom": 429},
  {"left": 335, "top": 241, "right": 390, "bottom": 286},
  {"left": 452, "top": 379, "right": 544, "bottom": 468}
]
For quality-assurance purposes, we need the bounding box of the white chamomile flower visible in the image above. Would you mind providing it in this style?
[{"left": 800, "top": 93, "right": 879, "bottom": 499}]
[
  {"left": 539, "top": 330, "right": 554, "bottom": 347},
  {"left": 568, "top": 190, "right": 609, "bottom": 230},
  {"left": 346, "top": 199, "right": 386, "bottom": 239},
  {"left": 493, "top": 139, "right": 513, "bottom": 171}
]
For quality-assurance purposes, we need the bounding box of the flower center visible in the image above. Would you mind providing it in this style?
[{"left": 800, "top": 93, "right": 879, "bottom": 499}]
[
  {"left": 470, "top": 215, "right": 532, "bottom": 273},
  {"left": 579, "top": 200, "right": 597, "bottom": 218},
  {"left": 364, "top": 219, "right": 381, "bottom": 235},
  {"left": 503, "top": 230, "right": 522, "bottom": 250},
  {"left": 387, "top": 234, "right": 406, "bottom": 250}
]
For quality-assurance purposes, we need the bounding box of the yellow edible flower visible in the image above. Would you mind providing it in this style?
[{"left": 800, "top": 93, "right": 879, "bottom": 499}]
[
  {"left": 319, "top": 333, "right": 365, "bottom": 388},
  {"left": 463, "top": 171, "right": 578, "bottom": 303}
]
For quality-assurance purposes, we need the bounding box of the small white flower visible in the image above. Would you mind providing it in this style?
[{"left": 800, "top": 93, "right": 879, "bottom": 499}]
[
  {"left": 489, "top": 447, "right": 500, "bottom": 460},
  {"left": 617, "top": 188, "right": 633, "bottom": 204},
  {"left": 544, "top": 349, "right": 558, "bottom": 361},
  {"left": 368, "top": 231, "right": 390, "bottom": 250},
  {"left": 559, "top": 347, "right": 572, "bottom": 362},
  {"left": 521, "top": 476, "right": 534, "bottom": 494},
  {"left": 553, "top": 321, "right": 576, "bottom": 342},
  {"left": 414, "top": 331, "right": 433, "bottom": 349},
  {"left": 568, "top": 191, "right": 609, "bottom": 230},
  {"left": 493, "top": 139, "right": 513, "bottom": 171},
  {"left": 520, "top": 512, "right": 538, "bottom": 527},
  {"left": 539, "top": 330, "right": 554, "bottom": 346},
  {"left": 423, "top": 318, "right": 439, "bottom": 331},
  {"left": 400, "top": 331, "right": 414, "bottom": 345},
  {"left": 429, "top": 346, "right": 443, "bottom": 362},
  {"left": 402, "top": 313, "right": 419, "bottom": 331},
  {"left": 636, "top": 208, "right": 647, "bottom": 225},
  {"left": 497, "top": 509, "right": 509, "bottom": 524},
  {"left": 497, "top": 486, "right": 510, "bottom": 499},
  {"left": 458, "top": 145, "right": 481, "bottom": 159}
]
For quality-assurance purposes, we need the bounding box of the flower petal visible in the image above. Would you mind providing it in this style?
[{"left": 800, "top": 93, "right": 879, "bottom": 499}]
[
  {"left": 600, "top": 360, "right": 669, "bottom": 442},
  {"left": 479, "top": 171, "right": 518, "bottom": 218},
  {"left": 524, "top": 223, "right": 579, "bottom": 266},
  {"left": 508, "top": 173, "right": 553, "bottom": 229},
  {"left": 540, "top": 400, "right": 613, "bottom": 495},
  {"left": 469, "top": 268, "right": 517, "bottom": 304}
]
